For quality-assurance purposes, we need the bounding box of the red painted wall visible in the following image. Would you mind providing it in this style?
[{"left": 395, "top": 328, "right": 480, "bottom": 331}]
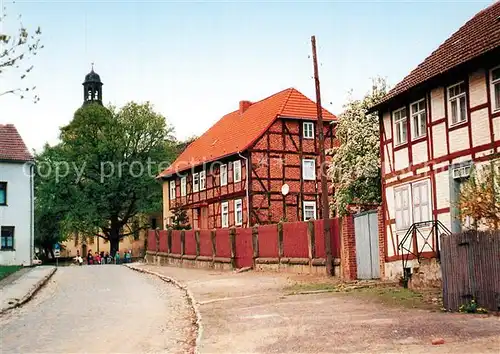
[
  {"left": 158, "top": 230, "right": 168, "bottom": 253},
  {"left": 184, "top": 230, "right": 197, "bottom": 255},
  {"left": 199, "top": 230, "right": 212, "bottom": 257},
  {"left": 215, "top": 228, "right": 231, "bottom": 258},
  {"left": 258, "top": 224, "right": 279, "bottom": 257},
  {"left": 171, "top": 230, "right": 182, "bottom": 254},
  {"left": 235, "top": 228, "right": 253, "bottom": 268},
  {"left": 282, "top": 221, "right": 309, "bottom": 258}
]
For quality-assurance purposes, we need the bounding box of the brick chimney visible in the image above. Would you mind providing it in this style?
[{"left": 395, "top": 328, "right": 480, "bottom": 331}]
[{"left": 239, "top": 100, "right": 252, "bottom": 114}]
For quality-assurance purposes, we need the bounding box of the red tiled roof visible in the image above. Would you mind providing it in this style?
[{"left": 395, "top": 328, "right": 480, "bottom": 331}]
[
  {"left": 160, "top": 88, "right": 336, "bottom": 177},
  {"left": 377, "top": 1, "right": 500, "bottom": 107},
  {"left": 0, "top": 124, "right": 33, "bottom": 162}
]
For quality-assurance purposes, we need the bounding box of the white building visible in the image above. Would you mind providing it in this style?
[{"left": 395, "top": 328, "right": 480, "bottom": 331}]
[
  {"left": 370, "top": 2, "right": 500, "bottom": 279},
  {"left": 0, "top": 124, "right": 35, "bottom": 265}
]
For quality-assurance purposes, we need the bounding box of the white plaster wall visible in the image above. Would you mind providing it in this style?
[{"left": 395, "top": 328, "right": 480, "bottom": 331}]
[
  {"left": 384, "top": 143, "right": 393, "bottom": 174},
  {"left": 471, "top": 108, "right": 491, "bottom": 147},
  {"left": 0, "top": 162, "right": 33, "bottom": 265},
  {"left": 448, "top": 127, "right": 470, "bottom": 153},
  {"left": 432, "top": 123, "right": 448, "bottom": 157},
  {"left": 451, "top": 154, "right": 472, "bottom": 165},
  {"left": 437, "top": 212, "right": 452, "bottom": 232},
  {"left": 468, "top": 69, "right": 487, "bottom": 108},
  {"left": 383, "top": 112, "right": 392, "bottom": 139},
  {"left": 412, "top": 141, "right": 428, "bottom": 165},
  {"left": 493, "top": 117, "right": 500, "bottom": 146},
  {"left": 394, "top": 148, "right": 409, "bottom": 171},
  {"left": 434, "top": 171, "right": 450, "bottom": 210},
  {"left": 430, "top": 87, "right": 445, "bottom": 121}
]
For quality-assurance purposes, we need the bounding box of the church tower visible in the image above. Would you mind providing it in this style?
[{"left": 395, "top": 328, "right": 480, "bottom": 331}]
[{"left": 82, "top": 65, "right": 103, "bottom": 105}]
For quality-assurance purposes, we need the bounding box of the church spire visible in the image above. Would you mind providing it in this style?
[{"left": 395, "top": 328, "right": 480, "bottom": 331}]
[{"left": 82, "top": 64, "right": 103, "bottom": 105}]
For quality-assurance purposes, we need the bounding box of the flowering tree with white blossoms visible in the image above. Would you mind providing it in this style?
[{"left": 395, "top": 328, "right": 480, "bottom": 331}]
[{"left": 327, "top": 77, "right": 388, "bottom": 216}]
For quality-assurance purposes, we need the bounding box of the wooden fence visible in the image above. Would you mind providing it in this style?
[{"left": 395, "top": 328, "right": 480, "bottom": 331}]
[{"left": 441, "top": 230, "right": 500, "bottom": 312}]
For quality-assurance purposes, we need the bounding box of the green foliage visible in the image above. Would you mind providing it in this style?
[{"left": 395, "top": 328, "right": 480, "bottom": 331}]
[
  {"left": 35, "top": 101, "right": 178, "bottom": 255},
  {"left": 458, "top": 161, "right": 500, "bottom": 230},
  {"left": 169, "top": 209, "right": 191, "bottom": 230},
  {"left": 328, "top": 78, "right": 388, "bottom": 215},
  {"left": 458, "top": 299, "right": 488, "bottom": 314}
]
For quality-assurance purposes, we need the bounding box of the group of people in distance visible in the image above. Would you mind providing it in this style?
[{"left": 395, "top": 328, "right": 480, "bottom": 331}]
[{"left": 74, "top": 249, "right": 132, "bottom": 265}]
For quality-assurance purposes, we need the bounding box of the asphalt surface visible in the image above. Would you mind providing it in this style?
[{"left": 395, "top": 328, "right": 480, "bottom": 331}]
[{"left": 0, "top": 265, "right": 195, "bottom": 354}]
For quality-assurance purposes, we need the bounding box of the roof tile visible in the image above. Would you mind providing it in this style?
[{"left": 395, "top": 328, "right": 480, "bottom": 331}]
[
  {"left": 0, "top": 124, "right": 33, "bottom": 162},
  {"left": 160, "top": 88, "right": 336, "bottom": 177}
]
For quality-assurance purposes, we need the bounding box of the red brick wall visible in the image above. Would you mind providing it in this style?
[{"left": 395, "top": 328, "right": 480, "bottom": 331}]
[{"left": 340, "top": 214, "right": 357, "bottom": 280}]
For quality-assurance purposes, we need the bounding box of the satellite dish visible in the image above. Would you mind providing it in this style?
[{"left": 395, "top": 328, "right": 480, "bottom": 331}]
[{"left": 281, "top": 183, "right": 290, "bottom": 196}]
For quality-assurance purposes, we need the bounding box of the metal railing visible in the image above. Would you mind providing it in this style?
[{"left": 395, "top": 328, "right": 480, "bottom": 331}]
[{"left": 398, "top": 220, "right": 451, "bottom": 287}]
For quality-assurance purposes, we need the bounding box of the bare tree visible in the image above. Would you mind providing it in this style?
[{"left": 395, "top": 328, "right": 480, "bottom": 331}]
[{"left": 0, "top": 1, "right": 43, "bottom": 102}]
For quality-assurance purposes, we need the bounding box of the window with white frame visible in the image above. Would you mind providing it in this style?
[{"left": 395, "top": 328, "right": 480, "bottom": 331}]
[
  {"left": 220, "top": 164, "right": 227, "bottom": 186},
  {"left": 303, "top": 201, "right": 317, "bottom": 220},
  {"left": 233, "top": 160, "right": 241, "bottom": 182},
  {"left": 193, "top": 173, "right": 199, "bottom": 192},
  {"left": 394, "top": 180, "right": 431, "bottom": 230},
  {"left": 234, "top": 199, "right": 243, "bottom": 226},
  {"left": 412, "top": 181, "right": 430, "bottom": 224},
  {"left": 394, "top": 185, "right": 410, "bottom": 230},
  {"left": 410, "top": 99, "right": 426, "bottom": 139},
  {"left": 490, "top": 66, "right": 500, "bottom": 112},
  {"left": 302, "top": 159, "right": 316, "bottom": 180},
  {"left": 169, "top": 180, "right": 176, "bottom": 200},
  {"left": 303, "top": 122, "right": 314, "bottom": 139},
  {"left": 221, "top": 201, "right": 229, "bottom": 228},
  {"left": 199, "top": 170, "right": 206, "bottom": 190},
  {"left": 448, "top": 82, "right": 467, "bottom": 125},
  {"left": 180, "top": 176, "right": 187, "bottom": 196},
  {"left": 393, "top": 107, "right": 408, "bottom": 146}
]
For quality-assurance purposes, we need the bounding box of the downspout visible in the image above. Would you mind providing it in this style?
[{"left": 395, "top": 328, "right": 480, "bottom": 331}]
[
  {"left": 238, "top": 152, "right": 250, "bottom": 227},
  {"left": 29, "top": 162, "right": 34, "bottom": 266}
]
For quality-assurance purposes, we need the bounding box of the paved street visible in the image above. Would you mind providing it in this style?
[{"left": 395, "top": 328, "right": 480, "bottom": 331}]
[{"left": 0, "top": 265, "right": 195, "bottom": 354}]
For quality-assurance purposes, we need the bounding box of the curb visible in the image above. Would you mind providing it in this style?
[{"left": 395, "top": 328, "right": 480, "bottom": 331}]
[
  {"left": 0, "top": 266, "right": 57, "bottom": 315},
  {"left": 125, "top": 264, "right": 203, "bottom": 354}
]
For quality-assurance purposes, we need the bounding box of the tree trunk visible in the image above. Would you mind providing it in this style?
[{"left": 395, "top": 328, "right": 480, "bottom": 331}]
[
  {"left": 110, "top": 237, "right": 119, "bottom": 257},
  {"left": 110, "top": 216, "right": 121, "bottom": 257}
]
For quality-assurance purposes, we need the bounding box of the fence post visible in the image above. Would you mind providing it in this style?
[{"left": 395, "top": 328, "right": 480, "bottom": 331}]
[
  {"left": 211, "top": 229, "right": 216, "bottom": 262},
  {"left": 252, "top": 224, "right": 259, "bottom": 267},
  {"left": 155, "top": 229, "right": 160, "bottom": 253},
  {"left": 229, "top": 227, "right": 237, "bottom": 269},
  {"left": 180, "top": 230, "right": 185, "bottom": 256},
  {"left": 307, "top": 220, "right": 315, "bottom": 265},
  {"left": 195, "top": 230, "right": 200, "bottom": 257},
  {"left": 167, "top": 229, "right": 172, "bottom": 254},
  {"left": 278, "top": 222, "right": 284, "bottom": 260}
]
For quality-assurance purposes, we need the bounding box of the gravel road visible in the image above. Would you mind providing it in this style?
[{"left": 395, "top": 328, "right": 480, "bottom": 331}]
[{"left": 0, "top": 265, "right": 195, "bottom": 354}]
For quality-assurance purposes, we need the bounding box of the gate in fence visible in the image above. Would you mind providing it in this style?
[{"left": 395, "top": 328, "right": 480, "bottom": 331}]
[{"left": 354, "top": 210, "right": 380, "bottom": 279}]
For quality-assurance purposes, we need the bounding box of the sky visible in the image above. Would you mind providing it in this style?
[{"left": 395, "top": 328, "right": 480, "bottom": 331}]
[{"left": 0, "top": 0, "right": 495, "bottom": 152}]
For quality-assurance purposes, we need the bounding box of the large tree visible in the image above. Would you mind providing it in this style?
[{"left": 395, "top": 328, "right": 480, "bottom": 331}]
[
  {"left": 0, "top": 2, "right": 43, "bottom": 101},
  {"left": 36, "top": 102, "right": 177, "bottom": 255},
  {"left": 327, "top": 78, "right": 388, "bottom": 215}
]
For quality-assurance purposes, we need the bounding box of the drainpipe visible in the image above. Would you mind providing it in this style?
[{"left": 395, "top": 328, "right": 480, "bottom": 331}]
[
  {"left": 237, "top": 152, "right": 250, "bottom": 227},
  {"left": 29, "top": 162, "right": 34, "bottom": 266}
]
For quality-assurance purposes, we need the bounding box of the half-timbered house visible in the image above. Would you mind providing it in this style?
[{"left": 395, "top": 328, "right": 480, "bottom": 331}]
[
  {"left": 159, "top": 88, "right": 337, "bottom": 229},
  {"left": 370, "top": 2, "right": 500, "bottom": 278}
]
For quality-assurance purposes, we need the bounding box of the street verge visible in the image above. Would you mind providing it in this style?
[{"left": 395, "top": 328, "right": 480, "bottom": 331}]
[
  {"left": 0, "top": 266, "right": 57, "bottom": 315},
  {"left": 125, "top": 263, "right": 202, "bottom": 354}
]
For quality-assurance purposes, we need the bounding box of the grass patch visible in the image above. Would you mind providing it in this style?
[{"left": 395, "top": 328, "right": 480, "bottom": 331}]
[
  {"left": 350, "top": 286, "right": 442, "bottom": 311},
  {"left": 285, "top": 282, "right": 339, "bottom": 293},
  {"left": 0, "top": 265, "right": 22, "bottom": 280}
]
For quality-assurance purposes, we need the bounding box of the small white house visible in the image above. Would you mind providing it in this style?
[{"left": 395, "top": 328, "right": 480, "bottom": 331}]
[{"left": 0, "top": 124, "right": 34, "bottom": 265}]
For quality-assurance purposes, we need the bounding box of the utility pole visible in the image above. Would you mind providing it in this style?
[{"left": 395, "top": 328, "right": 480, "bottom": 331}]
[{"left": 311, "top": 35, "right": 333, "bottom": 276}]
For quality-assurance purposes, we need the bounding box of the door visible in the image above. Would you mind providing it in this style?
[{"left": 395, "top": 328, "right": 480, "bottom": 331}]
[{"left": 354, "top": 211, "right": 380, "bottom": 279}]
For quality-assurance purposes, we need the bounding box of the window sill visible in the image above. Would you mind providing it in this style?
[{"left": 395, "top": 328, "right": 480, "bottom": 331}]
[
  {"left": 448, "top": 120, "right": 468, "bottom": 131},
  {"left": 411, "top": 135, "right": 427, "bottom": 144},
  {"left": 0, "top": 249, "right": 15, "bottom": 252},
  {"left": 393, "top": 142, "right": 409, "bottom": 151}
]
